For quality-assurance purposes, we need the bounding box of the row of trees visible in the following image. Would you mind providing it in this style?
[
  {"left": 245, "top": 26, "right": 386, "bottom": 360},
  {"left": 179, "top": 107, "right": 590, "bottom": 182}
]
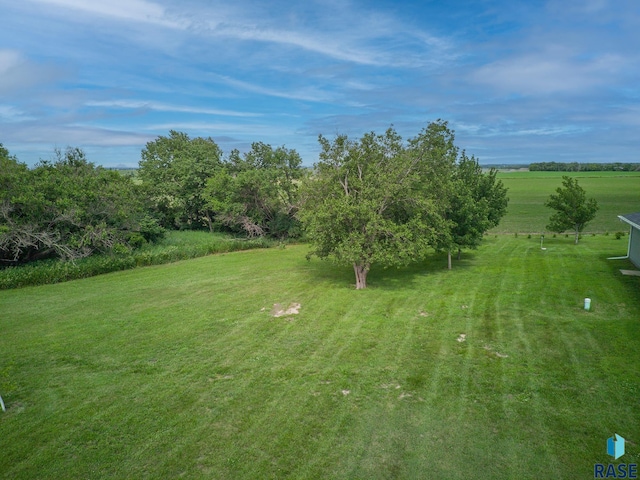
[
  {"left": 2, "top": 122, "right": 509, "bottom": 288},
  {"left": 530, "top": 162, "right": 640, "bottom": 172}
]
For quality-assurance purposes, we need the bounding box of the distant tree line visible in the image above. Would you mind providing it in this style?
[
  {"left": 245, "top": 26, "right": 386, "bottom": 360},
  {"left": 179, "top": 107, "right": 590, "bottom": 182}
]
[{"left": 529, "top": 162, "right": 640, "bottom": 172}]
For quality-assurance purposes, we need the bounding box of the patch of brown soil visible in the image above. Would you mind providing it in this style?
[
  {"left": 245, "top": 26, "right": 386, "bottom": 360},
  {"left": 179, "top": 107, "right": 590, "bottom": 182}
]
[{"left": 271, "top": 302, "right": 301, "bottom": 317}]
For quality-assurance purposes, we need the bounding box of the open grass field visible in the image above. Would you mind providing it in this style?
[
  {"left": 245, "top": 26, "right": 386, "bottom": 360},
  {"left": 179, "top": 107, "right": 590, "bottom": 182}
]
[
  {"left": 492, "top": 171, "right": 640, "bottom": 234},
  {"left": 1, "top": 235, "right": 639, "bottom": 479}
]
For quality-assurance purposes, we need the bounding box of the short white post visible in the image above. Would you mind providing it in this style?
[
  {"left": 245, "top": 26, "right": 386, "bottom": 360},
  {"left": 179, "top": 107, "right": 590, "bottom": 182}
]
[{"left": 584, "top": 298, "right": 591, "bottom": 311}]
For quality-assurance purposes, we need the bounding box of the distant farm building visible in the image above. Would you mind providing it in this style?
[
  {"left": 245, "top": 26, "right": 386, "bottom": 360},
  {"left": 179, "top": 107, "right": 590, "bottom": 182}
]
[{"left": 618, "top": 213, "right": 640, "bottom": 268}]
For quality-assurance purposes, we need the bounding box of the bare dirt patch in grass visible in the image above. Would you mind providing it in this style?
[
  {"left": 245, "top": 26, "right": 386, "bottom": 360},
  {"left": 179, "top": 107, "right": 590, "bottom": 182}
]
[{"left": 270, "top": 302, "right": 301, "bottom": 317}]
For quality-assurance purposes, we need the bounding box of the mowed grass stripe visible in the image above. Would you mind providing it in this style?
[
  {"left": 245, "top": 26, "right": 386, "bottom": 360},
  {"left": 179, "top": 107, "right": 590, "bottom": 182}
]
[{"left": 1, "top": 238, "right": 640, "bottom": 479}]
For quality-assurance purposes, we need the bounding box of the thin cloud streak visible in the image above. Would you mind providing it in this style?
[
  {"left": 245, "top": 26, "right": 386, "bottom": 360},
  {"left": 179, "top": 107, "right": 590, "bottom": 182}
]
[
  {"left": 85, "top": 100, "right": 262, "bottom": 117},
  {"left": 27, "top": 0, "right": 187, "bottom": 28}
]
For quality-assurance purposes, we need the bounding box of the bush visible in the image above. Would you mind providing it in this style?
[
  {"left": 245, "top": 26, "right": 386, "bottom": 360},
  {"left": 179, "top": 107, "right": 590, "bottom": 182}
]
[
  {"left": 138, "top": 216, "right": 166, "bottom": 243},
  {"left": 126, "top": 232, "right": 147, "bottom": 249},
  {"left": 615, "top": 231, "right": 625, "bottom": 240}
]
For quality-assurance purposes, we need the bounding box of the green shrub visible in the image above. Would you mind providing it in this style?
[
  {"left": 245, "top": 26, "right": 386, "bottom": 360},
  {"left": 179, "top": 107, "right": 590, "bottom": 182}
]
[
  {"left": 126, "top": 232, "right": 147, "bottom": 249},
  {"left": 138, "top": 216, "right": 166, "bottom": 243},
  {"left": 112, "top": 243, "right": 131, "bottom": 255}
]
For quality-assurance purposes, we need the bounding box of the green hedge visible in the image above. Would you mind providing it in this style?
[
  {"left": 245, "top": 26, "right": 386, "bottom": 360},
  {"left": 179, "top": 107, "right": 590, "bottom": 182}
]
[{"left": 0, "top": 236, "right": 272, "bottom": 290}]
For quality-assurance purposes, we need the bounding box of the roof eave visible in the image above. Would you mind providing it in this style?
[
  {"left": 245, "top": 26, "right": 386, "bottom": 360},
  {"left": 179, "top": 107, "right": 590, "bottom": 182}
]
[{"left": 618, "top": 215, "right": 640, "bottom": 231}]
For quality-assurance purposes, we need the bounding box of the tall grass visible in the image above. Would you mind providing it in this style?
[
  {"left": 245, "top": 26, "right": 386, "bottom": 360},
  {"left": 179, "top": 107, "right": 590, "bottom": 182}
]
[{"left": 0, "top": 231, "right": 272, "bottom": 290}]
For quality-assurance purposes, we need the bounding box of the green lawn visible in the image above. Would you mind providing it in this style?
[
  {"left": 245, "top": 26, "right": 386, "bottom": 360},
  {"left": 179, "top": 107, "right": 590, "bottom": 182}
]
[
  {"left": 493, "top": 171, "right": 640, "bottom": 234},
  {"left": 1, "top": 236, "right": 639, "bottom": 479}
]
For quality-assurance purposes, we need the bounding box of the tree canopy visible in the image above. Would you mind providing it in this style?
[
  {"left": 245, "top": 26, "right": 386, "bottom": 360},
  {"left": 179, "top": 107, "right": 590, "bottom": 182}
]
[
  {"left": 299, "top": 121, "right": 506, "bottom": 288},
  {"left": 138, "top": 131, "right": 223, "bottom": 231},
  {"left": 545, "top": 176, "right": 598, "bottom": 244},
  {"left": 440, "top": 153, "right": 508, "bottom": 267},
  {"left": 1, "top": 146, "right": 156, "bottom": 265},
  {"left": 204, "top": 142, "right": 304, "bottom": 239}
]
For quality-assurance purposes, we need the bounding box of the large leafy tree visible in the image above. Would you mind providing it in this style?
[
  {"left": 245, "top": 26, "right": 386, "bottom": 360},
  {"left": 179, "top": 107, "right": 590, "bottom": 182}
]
[
  {"left": 1, "top": 146, "right": 152, "bottom": 265},
  {"left": 545, "top": 175, "right": 598, "bottom": 244},
  {"left": 205, "top": 142, "right": 304, "bottom": 238},
  {"left": 443, "top": 153, "right": 508, "bottom": 268},
  {"left": 300, "top": 124, "right": 451, "bottom": 289},
  {"left": 139, "top": 131, "right": 223, "bottom": 230}
]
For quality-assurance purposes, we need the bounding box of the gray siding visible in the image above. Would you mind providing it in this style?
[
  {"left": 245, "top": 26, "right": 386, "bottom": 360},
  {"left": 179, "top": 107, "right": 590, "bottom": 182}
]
[{"left": 630, "top": 227, "right": 640, "bottom": 269}]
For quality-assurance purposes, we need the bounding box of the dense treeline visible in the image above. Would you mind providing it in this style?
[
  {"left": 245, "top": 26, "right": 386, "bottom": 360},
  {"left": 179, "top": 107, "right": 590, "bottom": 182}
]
[
  {"left": 1, "top": 133, "right": 304, "bottom": 266},
  {"left": 529, "top": 162, "right": 640, "bottom": 171},
  {"left": 138, "top": 130, "right": 304, "bottom": 238},
  {"left": 1, "top": 145, "right": 163, "bottom": 266},
  {"left": 1, "top": 123, "right": 507, "bottom": 276}
]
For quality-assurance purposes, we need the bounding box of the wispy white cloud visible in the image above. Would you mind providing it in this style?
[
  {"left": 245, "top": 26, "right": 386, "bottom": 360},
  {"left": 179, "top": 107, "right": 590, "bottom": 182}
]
[
  {"left": 27, "top": 0, "right": 187, "bottom": 28},
  {"left": 85, "top": 100, "right": 262, "bottom": 117},
  {"left": 143, "top": 121, "right": 292, "bottom": 137},
  {"left": 2, "top": 122, "right": 154, "bottom": 146},
  {"left": 209, "top": 23, "right": 393, "bottom": 67},
  {"left": 24, "top": 0, "right": 452, "bottom": 68},
  {"left": 212, "top": 75, "right": 337, "bottom": 103}
]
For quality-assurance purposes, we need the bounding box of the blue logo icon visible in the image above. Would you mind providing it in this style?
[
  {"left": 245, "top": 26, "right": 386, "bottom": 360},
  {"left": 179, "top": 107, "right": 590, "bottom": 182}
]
[{"left": 608, "top": 434, "right": 625, "bottom": 460}]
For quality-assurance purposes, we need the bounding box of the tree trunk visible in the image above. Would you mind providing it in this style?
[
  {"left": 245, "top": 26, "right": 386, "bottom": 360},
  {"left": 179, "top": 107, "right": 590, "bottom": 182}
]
[
  {"left": 574, "top": 227, "right": 579, "bottom": 244},
  {"left": 447, "top": 250, "right": 452, "bottom": 270},
  {"left": 353, "top": 263, "right": 369, "bottom": 289},
  {"left": 205, "top": 213, "right": 214, "bottom": 233},
  {"left": 457, "top": 248, "right": 461, "bottom": 261}
]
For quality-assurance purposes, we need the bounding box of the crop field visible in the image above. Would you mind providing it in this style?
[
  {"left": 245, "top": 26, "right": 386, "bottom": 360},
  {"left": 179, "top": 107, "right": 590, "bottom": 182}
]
[
  {"left": 492, "top": 171, "right": 640, "bottom": 234},
  {"left": 1, "top": 233, "right": 639, "bottom": 479}
]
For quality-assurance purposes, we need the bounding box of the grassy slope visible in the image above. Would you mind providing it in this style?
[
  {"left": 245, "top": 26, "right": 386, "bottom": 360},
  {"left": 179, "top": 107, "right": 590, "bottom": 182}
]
[
  {"left": 1, "top": 237, "right": 639, "bottom": 479},
  {"left": 493, "top": 171, "right": 640, "bottom": 234}
]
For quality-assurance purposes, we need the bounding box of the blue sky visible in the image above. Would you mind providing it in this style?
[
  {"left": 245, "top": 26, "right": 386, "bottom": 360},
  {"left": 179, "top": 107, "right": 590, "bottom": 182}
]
[{"left": 1, "top": 0, "right": 638, "bottom": 167}]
